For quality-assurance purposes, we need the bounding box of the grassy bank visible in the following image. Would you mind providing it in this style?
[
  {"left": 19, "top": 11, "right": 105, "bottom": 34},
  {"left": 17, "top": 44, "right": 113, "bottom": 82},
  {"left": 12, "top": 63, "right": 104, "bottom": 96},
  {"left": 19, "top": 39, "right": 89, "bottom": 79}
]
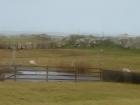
[
  {"left": 0, "top": 48, "right": 139, "bottom": 71},
  {"left": 0, "top": 82, "right": 140, "bottom": 105}
]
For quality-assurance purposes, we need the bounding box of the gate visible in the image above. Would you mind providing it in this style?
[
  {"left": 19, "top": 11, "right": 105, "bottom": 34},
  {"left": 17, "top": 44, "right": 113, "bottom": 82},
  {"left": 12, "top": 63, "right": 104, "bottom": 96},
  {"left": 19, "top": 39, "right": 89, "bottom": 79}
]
[{"left": 0, "top": 65, "right": 102, "bottom": 82}]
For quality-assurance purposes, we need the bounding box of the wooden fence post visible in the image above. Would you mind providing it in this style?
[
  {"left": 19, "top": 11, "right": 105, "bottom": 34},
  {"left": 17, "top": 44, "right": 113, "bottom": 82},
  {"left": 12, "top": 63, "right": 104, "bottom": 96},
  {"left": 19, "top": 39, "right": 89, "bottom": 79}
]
[
  {"left": 74, "top": 66, "right": 78, "bottom": 82},
  {"left": 14, "top": 66, "right": 17, "bottom": 81},
  {"left": 99, "top": 69, "right": 102, "bottom": 81},
  {"left": 46, "top": 66, "right": 48, "bottom": 82}
]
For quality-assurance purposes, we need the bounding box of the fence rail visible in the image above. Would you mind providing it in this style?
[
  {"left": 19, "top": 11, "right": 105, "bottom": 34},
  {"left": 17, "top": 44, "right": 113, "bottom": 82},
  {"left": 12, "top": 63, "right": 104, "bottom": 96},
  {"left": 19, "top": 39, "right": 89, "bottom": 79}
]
[
  {"left": 1, "top": 65, "right": 140, "bottom": 84},
  {"left": 0, "top": 65, "right": 102, "bottom": 82}
]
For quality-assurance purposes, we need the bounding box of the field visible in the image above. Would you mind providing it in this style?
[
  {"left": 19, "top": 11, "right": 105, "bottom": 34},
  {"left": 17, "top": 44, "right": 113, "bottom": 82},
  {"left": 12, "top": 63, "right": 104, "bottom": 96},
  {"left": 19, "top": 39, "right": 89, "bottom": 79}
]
[
  {"left": 0, "top": 48, "right": 140, "bottom": 105},
  {"left": 0, "top": 48, "right": 140, "bottom": 71},
  {"left": 0, "top": 82, "right": 140, "bottom": 105}
]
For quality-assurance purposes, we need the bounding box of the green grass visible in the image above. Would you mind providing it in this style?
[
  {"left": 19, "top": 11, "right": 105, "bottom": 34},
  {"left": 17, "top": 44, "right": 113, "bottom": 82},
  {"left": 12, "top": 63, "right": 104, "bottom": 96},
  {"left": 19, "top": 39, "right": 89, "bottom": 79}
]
[
  {"left": 0, "top": 48, "right": 140, "bottom": 71},
  {"left": 0, "top": 82, "right": 140, "bottom": 105}
]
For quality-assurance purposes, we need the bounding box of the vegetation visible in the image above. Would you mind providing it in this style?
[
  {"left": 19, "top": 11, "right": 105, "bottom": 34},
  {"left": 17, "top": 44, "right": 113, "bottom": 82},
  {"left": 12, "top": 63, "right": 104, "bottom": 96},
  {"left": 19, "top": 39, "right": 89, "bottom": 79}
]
[
  {"left": 0, "top": 34, "right": 139, "bottom": 72},
  {"left": 0, "top": 47, "right": 139, "bottom": 72},
  {"left": 0, "top": 82, "right": 140, "bottom": 105},
  {"left": 0, "top": 34, "right": 139, "bottom": 49},
  {"left": 0, "top": 35, "right": 139, "bottom": 105}
]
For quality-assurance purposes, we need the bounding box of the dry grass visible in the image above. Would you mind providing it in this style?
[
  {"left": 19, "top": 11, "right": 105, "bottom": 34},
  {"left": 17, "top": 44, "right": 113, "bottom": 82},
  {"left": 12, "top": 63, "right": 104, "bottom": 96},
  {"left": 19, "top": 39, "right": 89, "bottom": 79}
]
[
  {"left": 0, "top": 48, "right": 139, "bottom": 71},
  {"left": 0, "top": 82, "right": 140, "bottom": 105}
]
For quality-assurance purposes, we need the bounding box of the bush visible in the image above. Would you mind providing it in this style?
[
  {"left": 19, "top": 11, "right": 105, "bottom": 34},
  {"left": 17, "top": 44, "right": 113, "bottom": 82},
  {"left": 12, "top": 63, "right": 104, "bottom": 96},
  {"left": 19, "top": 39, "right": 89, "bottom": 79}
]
[{"left": 74, "top": 61, "right": 91, "bottom": 73}]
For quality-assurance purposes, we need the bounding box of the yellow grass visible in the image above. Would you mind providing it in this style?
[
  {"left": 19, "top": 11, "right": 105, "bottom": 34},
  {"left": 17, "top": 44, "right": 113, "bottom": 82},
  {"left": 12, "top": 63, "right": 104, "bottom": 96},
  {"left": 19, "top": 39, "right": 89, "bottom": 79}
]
[
  {"left": 0, "top": 82, "right": 140, "bottom": 105},
  {"left": 0, "top": 48, "right": 139, "bottom": 71}
]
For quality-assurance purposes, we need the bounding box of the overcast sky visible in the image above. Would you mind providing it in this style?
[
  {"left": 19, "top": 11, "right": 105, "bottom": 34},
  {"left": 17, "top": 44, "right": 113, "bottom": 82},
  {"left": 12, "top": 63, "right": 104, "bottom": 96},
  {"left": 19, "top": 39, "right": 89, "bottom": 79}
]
[{"left": 0, "top": 0, "right": 140, "bottom": 35}]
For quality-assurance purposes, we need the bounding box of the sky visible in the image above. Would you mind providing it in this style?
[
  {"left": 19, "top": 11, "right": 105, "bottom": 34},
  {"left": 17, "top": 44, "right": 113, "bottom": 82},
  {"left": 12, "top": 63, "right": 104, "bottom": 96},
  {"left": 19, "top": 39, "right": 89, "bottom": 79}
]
[{"left": 0, "top": 0, "right": 140, "bottom": 35}]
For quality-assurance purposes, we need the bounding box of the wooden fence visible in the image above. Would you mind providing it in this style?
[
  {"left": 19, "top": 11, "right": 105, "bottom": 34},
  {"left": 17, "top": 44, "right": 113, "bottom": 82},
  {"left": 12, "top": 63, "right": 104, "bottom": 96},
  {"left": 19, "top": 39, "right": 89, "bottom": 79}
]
[{"left": 0, "top": 65, "right": 102, "bottom": 82}]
